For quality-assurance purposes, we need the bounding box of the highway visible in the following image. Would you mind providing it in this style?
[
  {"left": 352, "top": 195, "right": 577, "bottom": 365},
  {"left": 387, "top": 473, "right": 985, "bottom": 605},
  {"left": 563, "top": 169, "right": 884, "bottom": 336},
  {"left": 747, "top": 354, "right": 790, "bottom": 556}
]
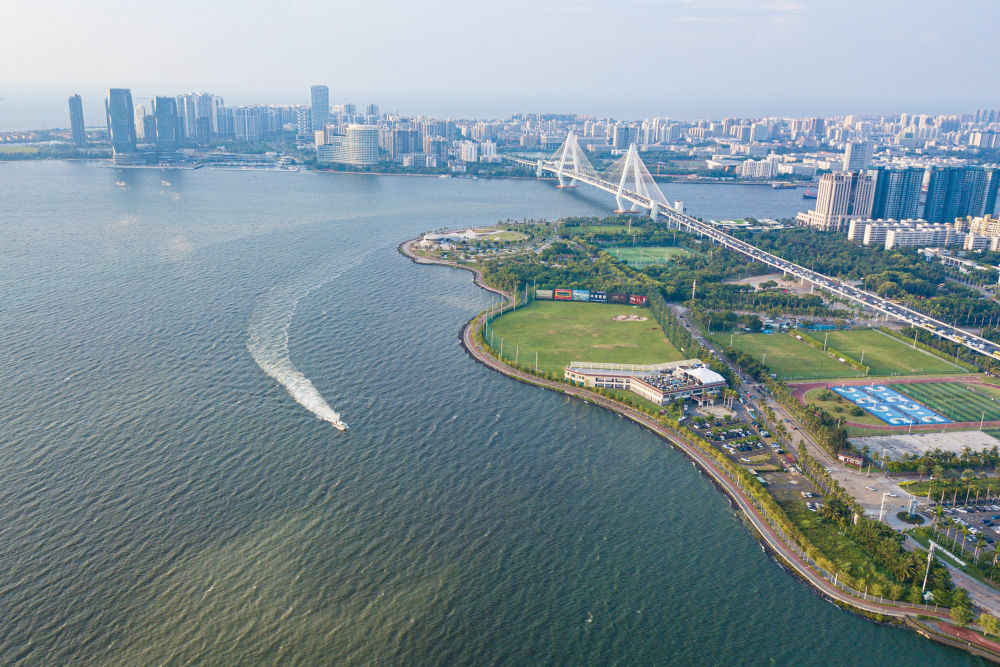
[{"left": 506, "top": 154, "right": 1000, "bottom": 363}]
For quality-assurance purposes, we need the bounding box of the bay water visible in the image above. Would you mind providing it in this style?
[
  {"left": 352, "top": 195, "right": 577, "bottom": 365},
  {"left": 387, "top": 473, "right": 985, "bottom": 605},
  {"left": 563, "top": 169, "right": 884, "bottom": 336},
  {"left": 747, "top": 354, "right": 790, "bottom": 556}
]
[{"left": 0, "top": 162, "right": 970, "bottom": 663}]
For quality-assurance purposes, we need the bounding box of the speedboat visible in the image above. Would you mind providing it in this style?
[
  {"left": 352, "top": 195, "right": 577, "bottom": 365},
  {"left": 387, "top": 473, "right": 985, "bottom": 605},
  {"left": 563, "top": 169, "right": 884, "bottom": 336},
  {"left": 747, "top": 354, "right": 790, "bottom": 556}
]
[{"left": 325, "top": 416, "right": 349, "bottom": 430}]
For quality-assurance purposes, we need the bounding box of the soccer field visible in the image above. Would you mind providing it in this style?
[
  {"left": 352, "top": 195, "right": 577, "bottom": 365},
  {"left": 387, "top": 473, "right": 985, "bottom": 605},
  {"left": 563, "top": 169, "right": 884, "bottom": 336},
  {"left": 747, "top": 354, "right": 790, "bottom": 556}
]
[
  {"left": 887, "top": 382, "right": 1000, "bottom": 423},
  {"left": 716, "top": 332, "right": 866, "bottom": 380},
  {"left": 486, "top": 301, "right": 685, "bottom": 375},
  {"left": 606, "top": 246, "right": 694, "bottom": 266},
  {"left": 822, "top": 329, "right": 963, "bottom": 376}
]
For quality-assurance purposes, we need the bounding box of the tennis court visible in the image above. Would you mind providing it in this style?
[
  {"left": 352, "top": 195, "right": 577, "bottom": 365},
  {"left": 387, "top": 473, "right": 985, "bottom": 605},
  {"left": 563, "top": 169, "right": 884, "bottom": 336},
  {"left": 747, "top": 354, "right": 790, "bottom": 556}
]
[{"left": 831, "top": 384, "right": 951, "bottom": 426}]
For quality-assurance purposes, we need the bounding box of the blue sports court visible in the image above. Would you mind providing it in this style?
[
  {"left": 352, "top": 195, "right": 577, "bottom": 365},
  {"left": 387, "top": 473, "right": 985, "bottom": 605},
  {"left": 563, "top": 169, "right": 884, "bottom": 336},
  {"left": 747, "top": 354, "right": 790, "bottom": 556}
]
[{"left": 831, "top": 384, "right": 951, "bottom": 426}]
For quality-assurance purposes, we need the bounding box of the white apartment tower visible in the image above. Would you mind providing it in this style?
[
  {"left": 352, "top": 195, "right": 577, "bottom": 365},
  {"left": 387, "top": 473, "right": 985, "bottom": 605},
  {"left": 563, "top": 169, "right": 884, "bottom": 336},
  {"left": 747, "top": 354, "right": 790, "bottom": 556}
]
[{"left": 796, "top": 171, "right": 875, "bottom": 232}]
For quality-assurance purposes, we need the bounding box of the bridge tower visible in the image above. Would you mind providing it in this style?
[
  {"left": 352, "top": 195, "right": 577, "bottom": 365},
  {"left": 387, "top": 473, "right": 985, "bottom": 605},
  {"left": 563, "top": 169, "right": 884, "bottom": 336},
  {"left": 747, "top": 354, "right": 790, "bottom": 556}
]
[
  {"left": 604, "top": 143, "right": 671, "bottom": 219},
  {"left": 553, "top": 132, "right": 594, "bottom": 188}
]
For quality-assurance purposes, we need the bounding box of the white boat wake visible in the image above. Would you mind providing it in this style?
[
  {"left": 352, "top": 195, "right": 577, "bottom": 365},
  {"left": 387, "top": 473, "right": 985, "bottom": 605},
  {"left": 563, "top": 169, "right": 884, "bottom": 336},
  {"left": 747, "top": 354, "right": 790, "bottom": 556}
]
[{"left": 247, "top": 265, "right": 356, "bottom": 429}]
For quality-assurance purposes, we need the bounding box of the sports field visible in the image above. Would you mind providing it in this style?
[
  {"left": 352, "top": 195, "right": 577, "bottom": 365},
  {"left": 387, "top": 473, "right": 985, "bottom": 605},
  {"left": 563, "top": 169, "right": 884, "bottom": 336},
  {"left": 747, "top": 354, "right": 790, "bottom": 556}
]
[
  {"left": 821, "top": 329, "right": 962, "bottom": 376},
  {"left": 887, "top": 382, "right": 1000, "bottom": 423},
  {"left": 486, "top": 300, "right": 684, "bottom": 375},
  {"left": 717, "top": 332, "right": 866, "bottom": 380},
  {"left": 606, "top": 246, "right": 694, "bottom": 266}
]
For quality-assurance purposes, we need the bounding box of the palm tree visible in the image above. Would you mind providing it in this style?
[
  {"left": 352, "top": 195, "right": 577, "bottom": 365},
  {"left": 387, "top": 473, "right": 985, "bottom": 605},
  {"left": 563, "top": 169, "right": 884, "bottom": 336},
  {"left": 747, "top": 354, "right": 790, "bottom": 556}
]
[
  {"left": 918, "top": 461, "right": 928, "bottom": 483},
  {"left": 960, "top": 526, "right": 971, "bottom": 555},
  {"left": 975, "top": 533, "right": 987, "bottom": 563},
  {"left": 933, "top": 505, "right": 944, "bottom": 536},
  {"left": 962, "top": 469, "right": 976, "bottom": 506}
]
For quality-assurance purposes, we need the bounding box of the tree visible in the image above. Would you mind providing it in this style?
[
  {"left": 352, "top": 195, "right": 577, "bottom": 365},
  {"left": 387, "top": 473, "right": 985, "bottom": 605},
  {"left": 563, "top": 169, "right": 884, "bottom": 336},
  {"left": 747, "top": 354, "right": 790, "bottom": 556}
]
[
  {"left": 951, "top": 589, "right": 974, "bottom": 628},
  {"left": 979, "top": 612, "right": 1000, "bottom": 637}
]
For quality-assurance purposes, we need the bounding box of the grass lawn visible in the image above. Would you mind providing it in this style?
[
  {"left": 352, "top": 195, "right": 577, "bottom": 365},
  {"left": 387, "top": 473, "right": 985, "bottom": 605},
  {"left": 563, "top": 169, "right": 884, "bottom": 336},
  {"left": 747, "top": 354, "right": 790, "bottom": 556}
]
[
  {"left": 487, "top": 300, "right": 684, "bottom": 375},
  {"left": 822, "top": 329, "right": 964, "bottom": 377},
  {"left": 0, "top": 146, "right": 39, "bottom": 154},
  {"left": 774, "top": 492, "right": 900, "bottom": 590},
  {"left": 803, "top": 387, "right": 885, "bottom": 426},
  {"left": 887, "top": 382, "right": 1000, "bottom": 423},
  {"left": 715, "top": 332, "right": 865, "bottom": 381},
  {"left": 606, "top": 246, "right": 694, "bottom": 266}
]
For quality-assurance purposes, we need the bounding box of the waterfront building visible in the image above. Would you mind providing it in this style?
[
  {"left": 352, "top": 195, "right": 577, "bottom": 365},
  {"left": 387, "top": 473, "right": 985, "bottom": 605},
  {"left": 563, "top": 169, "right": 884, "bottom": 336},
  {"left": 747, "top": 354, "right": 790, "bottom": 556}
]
[
  {"left": 311, "top": 85, "right": 329, "bottom": 132},
  {"left": 922, "top": 166, "right": 1000, "bottom": 223},
  {"left": 153, "top": 96, "right": 182, "bottom": 152},
  {"left": 736, "top": 157, "right": 779, "bottom": 179},
  {"left": 105, "top": 88, "right": 137, "bottom": 156},
  {"left": 796, "top": 171, "right": 874, "bottom": 232},
  {"left": 423, "top": 135, "right": 449, "bottom": 159},
  {"left": 459, "top": 140, "right": 479, "bottom": 163},
  {"left": 296, "top": 108, "right": 312, "bottom": 138},
  {"left": 232, "top": 107, "right": 262, "bottom": 143},
  {"left": 389, "top": 128, "right": 421, "bottom": 160},
  {"left": 842, "top": 140, "right": 873, "bottom": 171},
  {"left": 316, "top": 124, "right": 379, "bottom": 165},
  {"left": 868, "top": 166, "right": 923, "bottom": 221},
  {"left": 68, "top": 94, "right": 85, "bottom": 146},
  {"left": 563, "top": 360, "right": 726, "bottom": 406}
]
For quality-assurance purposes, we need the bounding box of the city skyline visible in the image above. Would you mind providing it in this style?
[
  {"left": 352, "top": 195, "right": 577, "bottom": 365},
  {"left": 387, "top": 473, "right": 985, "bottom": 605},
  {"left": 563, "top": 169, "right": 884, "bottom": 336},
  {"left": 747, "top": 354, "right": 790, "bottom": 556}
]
[{"left": 3, "top": 0, "right": 1000, "bottom": 131}]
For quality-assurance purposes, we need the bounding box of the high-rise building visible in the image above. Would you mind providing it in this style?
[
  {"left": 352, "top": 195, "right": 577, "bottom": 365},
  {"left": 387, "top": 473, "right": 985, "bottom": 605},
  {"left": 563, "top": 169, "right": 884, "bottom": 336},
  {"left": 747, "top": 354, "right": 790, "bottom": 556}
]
[
  {"left": 153, "top": 96, "right": 182, "bottom": 152},
  {"left": 296, "top": 108, "right": 312, "bottom": 138},
  {"left": 868, "top": 167, "right": 924, "bottom": 221},
  {"left": 389, "top": 128, "right": 421, "bottom": 160},
  {"left": 232, "top": 107, "right": 262, "bottom": 143},
  {"left": 311, "top": 85, "right": 329, "bottom": 132},
  {"left": 105, "top": 88, "right": 137, "bottom": 156},
  {"left": 922, "top": 166, "right": 1000, "bottom": 223},
  {"left": 796, "top": 171, "right": 875, "bottom": 232},
  {"left": 68, "top": 94, "right": 85, "bottom": 146},
  {"left": 459, "top": 140, "right": 479, "bottom": 163},
  {"left": 612, "top": 124, "right": 638, "bottom": 149},
  {"left": 316, "top": 124, "right": 379, "bottom": 165},
  {"left": 842, "top": 140, "right": 873, "bottom": 171}
]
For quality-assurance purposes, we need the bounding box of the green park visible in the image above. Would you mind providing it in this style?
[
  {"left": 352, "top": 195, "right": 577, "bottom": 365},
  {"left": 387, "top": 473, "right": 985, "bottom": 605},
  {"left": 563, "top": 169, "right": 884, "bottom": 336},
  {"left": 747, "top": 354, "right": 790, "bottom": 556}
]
[{"left": 486, "top": 300, "right": 684, "bottom": 376}]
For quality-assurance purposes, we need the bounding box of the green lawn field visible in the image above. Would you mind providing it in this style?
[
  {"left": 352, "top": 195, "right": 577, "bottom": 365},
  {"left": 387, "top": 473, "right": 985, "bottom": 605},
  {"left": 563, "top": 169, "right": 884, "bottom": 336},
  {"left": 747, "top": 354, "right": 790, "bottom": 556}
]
[
  {"left": 821, "top": 329, "right": 963, "bottom": 376},
  {"left": 887, "top": 382, "right": 1000, "bottom": 423},
  {"left": 715, "top": 332, "right": 866, "bottom": 381},
  {"left": 486, "top": 300, "right": 684, "bottom": 375},
  {"left": 606, "top": 246, "right": 694, "bottom": 266}
]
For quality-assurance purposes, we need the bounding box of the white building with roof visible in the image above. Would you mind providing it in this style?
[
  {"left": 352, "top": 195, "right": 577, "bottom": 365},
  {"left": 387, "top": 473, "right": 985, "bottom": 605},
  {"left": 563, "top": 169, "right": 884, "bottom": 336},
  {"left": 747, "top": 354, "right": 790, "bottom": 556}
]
[{"left": 564, "top": 359, "right": 726, "bottom": 405}]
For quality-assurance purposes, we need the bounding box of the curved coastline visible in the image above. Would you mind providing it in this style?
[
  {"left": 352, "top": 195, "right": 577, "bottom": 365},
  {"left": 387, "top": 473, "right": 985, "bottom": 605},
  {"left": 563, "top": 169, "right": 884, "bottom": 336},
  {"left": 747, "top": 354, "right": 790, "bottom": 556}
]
[{"left": 399, "top": 238, "right": 1000, "bottom": 661}]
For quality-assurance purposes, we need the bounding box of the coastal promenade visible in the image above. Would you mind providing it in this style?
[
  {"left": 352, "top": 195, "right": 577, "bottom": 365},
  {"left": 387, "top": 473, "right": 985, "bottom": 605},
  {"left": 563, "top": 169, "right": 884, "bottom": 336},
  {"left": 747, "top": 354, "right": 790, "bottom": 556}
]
[{"left": 399, "top": 239, "right": 1000, "bottom": 661}]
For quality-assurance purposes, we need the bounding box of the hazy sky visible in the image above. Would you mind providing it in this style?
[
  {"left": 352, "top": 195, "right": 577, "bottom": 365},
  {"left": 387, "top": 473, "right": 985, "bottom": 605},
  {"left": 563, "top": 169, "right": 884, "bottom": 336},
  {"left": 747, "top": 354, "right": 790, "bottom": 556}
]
[{"left": 2, "top": 0, "right": 999, "bottom": 129}]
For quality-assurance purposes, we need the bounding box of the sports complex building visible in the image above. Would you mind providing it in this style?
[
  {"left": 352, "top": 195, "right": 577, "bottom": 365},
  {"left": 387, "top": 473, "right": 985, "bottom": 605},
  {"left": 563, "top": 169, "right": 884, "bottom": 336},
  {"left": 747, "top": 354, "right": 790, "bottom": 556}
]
[{"left": 564, "top": 359, "right": 727, "bottom": 405}]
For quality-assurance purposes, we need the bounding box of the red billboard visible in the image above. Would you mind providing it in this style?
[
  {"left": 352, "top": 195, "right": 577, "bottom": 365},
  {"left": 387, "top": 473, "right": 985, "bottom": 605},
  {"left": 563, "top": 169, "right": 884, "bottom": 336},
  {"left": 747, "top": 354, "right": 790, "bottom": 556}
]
[
  {"left": 554, "top": 288, "right": 572, "bottom": 301},
  {"left": 629, "top": 294, "right": 648, "bottom": 306}
]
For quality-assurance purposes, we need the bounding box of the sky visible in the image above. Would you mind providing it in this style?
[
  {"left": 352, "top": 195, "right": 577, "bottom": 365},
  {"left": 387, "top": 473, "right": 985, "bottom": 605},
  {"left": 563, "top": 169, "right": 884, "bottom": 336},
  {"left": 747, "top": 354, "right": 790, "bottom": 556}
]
[{"left": 2, "top": 0, "right": 999, "bottom": 130}]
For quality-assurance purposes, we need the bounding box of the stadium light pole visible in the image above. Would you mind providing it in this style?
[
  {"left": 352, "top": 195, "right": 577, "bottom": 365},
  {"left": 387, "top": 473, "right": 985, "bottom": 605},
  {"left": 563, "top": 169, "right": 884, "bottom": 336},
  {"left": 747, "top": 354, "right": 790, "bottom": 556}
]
[
  {"left": 982, "top": 412, "right": 986, "bottom": 430},
  {"left": 824, "top": 332, "right": 829, "bottom": 351}
]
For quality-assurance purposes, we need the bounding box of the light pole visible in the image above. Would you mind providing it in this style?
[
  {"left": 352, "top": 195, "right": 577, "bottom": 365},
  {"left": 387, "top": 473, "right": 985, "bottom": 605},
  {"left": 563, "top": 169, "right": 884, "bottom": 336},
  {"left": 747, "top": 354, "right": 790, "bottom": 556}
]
[{"left": 878, "top": 490, "right": 891, "bottom": 522}]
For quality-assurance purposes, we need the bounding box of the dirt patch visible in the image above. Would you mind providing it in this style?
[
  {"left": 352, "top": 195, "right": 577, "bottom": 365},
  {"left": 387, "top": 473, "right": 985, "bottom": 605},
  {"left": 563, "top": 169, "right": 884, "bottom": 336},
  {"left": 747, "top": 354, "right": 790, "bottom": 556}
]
[{"left": 612, "top": 314, "right": 648, "bottom": 322}]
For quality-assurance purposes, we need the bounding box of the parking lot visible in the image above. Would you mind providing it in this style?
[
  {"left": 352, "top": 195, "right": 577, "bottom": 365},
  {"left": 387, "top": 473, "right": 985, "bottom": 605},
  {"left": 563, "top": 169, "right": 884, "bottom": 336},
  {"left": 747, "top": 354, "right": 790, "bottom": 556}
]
[{"left": 939, "top": 504, "right": 1000, "bottom": 553}]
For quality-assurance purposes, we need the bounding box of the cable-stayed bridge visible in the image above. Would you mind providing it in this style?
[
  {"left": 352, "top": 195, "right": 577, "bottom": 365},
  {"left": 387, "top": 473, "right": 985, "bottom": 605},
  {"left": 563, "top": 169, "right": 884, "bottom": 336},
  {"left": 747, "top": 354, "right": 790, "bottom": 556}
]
[{"left": 504, "top": 134, "right": 1000, "bottom": 362}]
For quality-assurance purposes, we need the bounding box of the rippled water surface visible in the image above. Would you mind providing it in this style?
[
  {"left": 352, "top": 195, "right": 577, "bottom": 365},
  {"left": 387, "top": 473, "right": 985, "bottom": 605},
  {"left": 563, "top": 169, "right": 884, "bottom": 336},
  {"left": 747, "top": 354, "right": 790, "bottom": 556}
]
[{"left": 0, "top": 162, "right": 973, "bottom": 663}]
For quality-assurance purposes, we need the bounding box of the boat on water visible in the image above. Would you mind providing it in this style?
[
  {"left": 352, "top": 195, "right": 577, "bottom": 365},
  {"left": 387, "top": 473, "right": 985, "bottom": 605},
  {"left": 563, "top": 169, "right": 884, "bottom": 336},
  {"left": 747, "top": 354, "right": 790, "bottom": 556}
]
[
  {"left": 771, "top": 182, "right": 796, "bottom": 189},
  {"left": 324, "top": 416, "right": 349, "bottom": 430},
  {"left": 802, "top": 187, "right": 817, "bottom": 199}
]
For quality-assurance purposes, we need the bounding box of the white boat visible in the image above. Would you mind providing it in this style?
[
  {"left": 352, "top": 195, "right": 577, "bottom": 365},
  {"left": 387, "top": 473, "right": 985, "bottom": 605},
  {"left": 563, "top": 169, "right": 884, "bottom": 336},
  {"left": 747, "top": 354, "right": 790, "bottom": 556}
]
[{"left": 326, "top": 416, "right": 349, "bottom": 430}]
